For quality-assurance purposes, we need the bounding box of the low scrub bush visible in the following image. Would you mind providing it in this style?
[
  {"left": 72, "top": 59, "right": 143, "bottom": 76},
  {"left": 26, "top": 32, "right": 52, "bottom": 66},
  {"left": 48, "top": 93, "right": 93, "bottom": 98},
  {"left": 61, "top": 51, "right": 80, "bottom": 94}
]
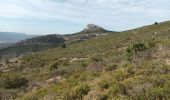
[
  {"left": 0, "top": 72, "right": 28, "bottom": 89},
  {"left": 91, "top": 55, "right": 103, "bottom": 62},
  {"left": 99, "top": 80, "right": 111, "bottom": 90},
  {"left": 75, "top": 85, "right": 90, "bottom": 98},
  {"left": 22, "top": 88, "right": 48, "bottom": 100},
  {"left": 136, "top": 86, "right": 170, "bottom": 100},
  {"left": 49, "top": 62, "right": 59, "bottom": 71},
  {"left": 126, "top": 42, "right": 147, "bottom": 61},
  {"left": 124, "top": 64, "right": 135, "bottom": 75},
  {"left": 104, "top": 64, "right": 117, "bottom": 72},
  {"left": 109, "top": 81, "right": 126, "bottom": 96},
  {"left": 67, "top": 85, "right": 90, "bottom": 99},
  {"left": 97, "top": 93, "right": 108, "bottom": 100}
]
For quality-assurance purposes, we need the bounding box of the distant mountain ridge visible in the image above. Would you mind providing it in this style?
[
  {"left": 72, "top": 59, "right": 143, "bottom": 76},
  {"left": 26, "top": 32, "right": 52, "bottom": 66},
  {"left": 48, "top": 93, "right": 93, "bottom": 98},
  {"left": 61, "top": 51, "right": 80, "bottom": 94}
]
[{"left": 0, "top": 32, "right": 36, "bottom": 43}]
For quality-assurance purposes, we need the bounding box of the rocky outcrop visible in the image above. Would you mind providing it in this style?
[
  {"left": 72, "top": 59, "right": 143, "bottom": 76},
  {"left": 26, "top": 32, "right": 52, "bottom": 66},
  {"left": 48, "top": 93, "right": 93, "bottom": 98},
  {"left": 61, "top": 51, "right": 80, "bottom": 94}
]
[
  {"left": 80, "top": 24, "right": 109, "bottom": 34},
  {"left": 83, "top": 24, "right": 107, "bottom": 32}
]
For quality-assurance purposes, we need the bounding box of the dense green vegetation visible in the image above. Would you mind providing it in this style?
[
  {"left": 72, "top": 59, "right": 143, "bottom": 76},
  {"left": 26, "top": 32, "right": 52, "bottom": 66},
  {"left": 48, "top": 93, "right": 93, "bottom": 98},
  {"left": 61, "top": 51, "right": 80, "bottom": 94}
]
[{"left": 0, "top": 21, "right": 170, "bottom": 100}]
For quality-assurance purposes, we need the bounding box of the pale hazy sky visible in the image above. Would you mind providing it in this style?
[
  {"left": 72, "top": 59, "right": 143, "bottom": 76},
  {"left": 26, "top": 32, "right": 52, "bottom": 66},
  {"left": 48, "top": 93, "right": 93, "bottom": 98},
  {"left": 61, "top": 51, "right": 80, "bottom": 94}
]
[{"left": 0, "top": 0, "right": 170, "bottom": 35}]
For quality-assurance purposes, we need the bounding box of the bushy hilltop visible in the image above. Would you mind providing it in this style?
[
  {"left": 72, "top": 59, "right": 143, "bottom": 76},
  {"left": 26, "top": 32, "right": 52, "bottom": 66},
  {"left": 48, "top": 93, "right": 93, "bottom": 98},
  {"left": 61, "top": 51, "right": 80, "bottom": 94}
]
[{"left": 0, "top": 21, "right": 170, "bottom": 100}]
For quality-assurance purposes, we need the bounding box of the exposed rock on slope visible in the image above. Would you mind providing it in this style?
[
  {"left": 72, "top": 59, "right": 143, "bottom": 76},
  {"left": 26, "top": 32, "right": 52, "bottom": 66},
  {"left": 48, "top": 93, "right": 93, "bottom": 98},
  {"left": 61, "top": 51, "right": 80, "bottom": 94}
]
[{"left": 83, "top": 24, "right": 108, "bottom": 33}]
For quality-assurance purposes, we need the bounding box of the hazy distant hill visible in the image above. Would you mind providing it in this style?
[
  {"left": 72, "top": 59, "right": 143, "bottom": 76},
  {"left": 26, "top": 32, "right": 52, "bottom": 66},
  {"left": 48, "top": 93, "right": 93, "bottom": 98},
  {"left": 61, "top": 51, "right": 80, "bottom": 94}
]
[
  {"left": 17, "top": 34, "right": 65, "bottom": 45},
  {"left": 0, "top": 32, "right": 36, "bottom": 43}
]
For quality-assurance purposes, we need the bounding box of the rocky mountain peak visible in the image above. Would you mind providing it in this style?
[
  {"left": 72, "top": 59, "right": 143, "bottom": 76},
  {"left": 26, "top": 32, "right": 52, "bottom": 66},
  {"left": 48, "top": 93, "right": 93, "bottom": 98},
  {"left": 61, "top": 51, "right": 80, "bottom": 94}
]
[
  {"left": 85, "top": 24, "right": 103, "bottom": 30},
  {"left": 82, "top": 24, "right": 107, "bottom": 33}
]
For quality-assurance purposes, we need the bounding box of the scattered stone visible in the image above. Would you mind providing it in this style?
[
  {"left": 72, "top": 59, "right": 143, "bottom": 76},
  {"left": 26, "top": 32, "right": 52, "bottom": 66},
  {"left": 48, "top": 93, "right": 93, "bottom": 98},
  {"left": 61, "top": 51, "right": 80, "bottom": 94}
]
[
  {"left": 69, "top": 57, "right": 89, "bottom": 63},
  {"left": 69, "top": 58, "right": 79, "bottom": 63},
  {"left": 46, "top": 76, "right": 62, "bottom": 83},
  {"left": 166, "top": 59, "right": 170, "bottom": 65}
]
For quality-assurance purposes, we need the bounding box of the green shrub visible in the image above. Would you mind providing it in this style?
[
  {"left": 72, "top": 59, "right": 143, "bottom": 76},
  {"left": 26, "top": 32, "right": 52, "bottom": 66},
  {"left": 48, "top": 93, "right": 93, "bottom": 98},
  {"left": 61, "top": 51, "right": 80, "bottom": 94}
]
[
  {"left": 105, "top": 64, "right": 117, "bottom": 72},
  {"left": 49, "top": 62, "right": 59, "bottom": 71},
  {"left": 126, "top": 42, "right": 147, "bottom": 61},
  {"left": 81, "top": 62, "right": 88, "bottom": 68},
  {"left": 67, "top": 85, "right": 90, "bottom": 99},
  {"left": 136, "top": 86, "right": 170, "bottom": 100},
  {"left": 52, "top": 68, "right": 67, "bottom": 76},
  {"left": 125, "top": 64, "right": 135, "bottom": 75},
  {"left": 23, "top": 89, "right": 48, "bottom": 100},
  {"left": 109, "top": 82, "right": 126, "bottom": 96},
  {"left": 114, "top": 70, "right": 129, "bottom": 81},
  {"left": 75, "top": 85, "right": 90, "bottom": 98},
  {"left": 99, "top": 80, "right": 111, "bottom": 90},
  {"left": 146, "top": 38, "right": 156, "bottom": 48},
  {"left": 91, "top": 55, "right": 103, "bottom": 62},
  {"left": 0, "top": 72, "right": 28, "bottom": 89},
  {"left": 97, "top": 93, "right": 108, "bottom": 100}
]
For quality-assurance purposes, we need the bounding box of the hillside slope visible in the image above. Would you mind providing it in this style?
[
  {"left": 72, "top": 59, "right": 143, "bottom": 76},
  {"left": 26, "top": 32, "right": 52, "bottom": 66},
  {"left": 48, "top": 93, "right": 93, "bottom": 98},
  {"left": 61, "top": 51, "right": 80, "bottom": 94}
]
[
  {"left": 0, "top": 21, "right": 170, "bottom": 100},
  {"left": 0, "top": 24, "right": 113, "bottom": 58},
  {"left": 0, "top": 35, "right": 65, "bottom": 58}
]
